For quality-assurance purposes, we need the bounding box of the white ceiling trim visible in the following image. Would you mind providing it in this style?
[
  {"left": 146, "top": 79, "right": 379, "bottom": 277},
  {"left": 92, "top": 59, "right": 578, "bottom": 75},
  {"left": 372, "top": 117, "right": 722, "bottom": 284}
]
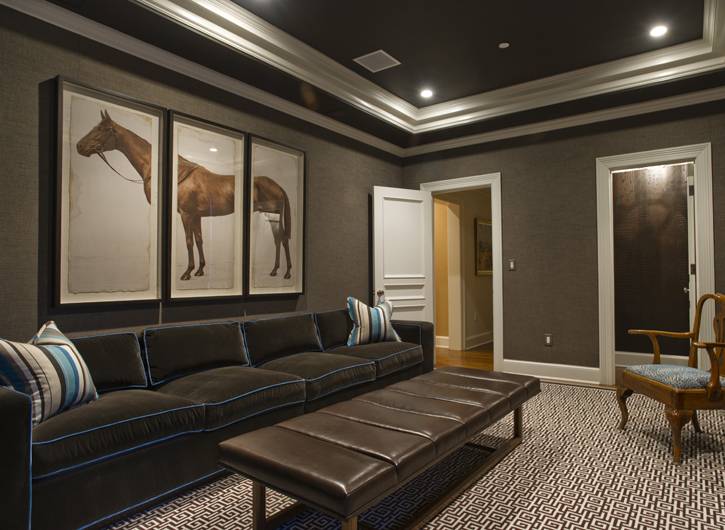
[
  {"left": 404, "top": 85, "right": 725, "bottom": 157},
  {"left": 2, "top": 0, "right": 407, "bottom": 157},
  {"left": 130, "top": 0, "right": 725, "bottom": 134},
  {"left": 4, "top": 0, "right": 725, "bottom": 159}
]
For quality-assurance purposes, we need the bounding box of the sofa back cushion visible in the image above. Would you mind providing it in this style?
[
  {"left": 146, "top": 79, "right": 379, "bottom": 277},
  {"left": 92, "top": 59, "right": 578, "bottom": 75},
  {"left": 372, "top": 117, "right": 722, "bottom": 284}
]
[
  {"left": 72, "top": 333, "right": 147, "bottom": 392},
  {"left": 143, "top": 322, "right": 246, "bottom": 385},
  {"left": 244, "top": 314, "right": 322, "bottom": 366},
  {"left": 315, "top": 309, "right": 353, "bottom": 350}
]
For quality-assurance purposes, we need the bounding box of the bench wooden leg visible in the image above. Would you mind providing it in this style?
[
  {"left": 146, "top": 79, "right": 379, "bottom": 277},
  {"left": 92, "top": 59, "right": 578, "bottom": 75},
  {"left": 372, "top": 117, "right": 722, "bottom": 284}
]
[
  {"left": 513, "top": 406, "right": 523, "bottom": 438},
  {"left": 341, "top": 515, "right": 358, "bottom": 530},
  {"left": 252, "top": 482, "right": 266, "bottom": 530}
]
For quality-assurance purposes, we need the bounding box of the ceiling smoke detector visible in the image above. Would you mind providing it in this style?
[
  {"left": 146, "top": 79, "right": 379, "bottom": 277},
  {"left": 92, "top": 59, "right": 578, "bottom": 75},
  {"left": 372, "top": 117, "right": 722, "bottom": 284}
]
[{"left": 353, "top": 49, "right": 401, "bottom": 73}]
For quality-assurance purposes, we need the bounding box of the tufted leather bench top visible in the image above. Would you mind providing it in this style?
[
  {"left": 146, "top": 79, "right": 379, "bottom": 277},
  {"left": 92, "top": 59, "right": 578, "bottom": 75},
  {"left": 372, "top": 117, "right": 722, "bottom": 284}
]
[{"left": 219, "top": 367, "right": 540, "bottom": 520}]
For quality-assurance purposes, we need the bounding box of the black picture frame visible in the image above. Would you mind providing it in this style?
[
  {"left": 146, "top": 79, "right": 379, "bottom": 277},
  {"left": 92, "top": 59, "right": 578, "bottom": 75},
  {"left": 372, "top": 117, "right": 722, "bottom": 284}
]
[
  {"left": 246, "top": 135, "right": 306, "bottom": 297},
  {"left": 166, "top": 111, "right": 247, "bottom": 302},
  {"left": 54, "top": 77, "right": 166, "bottom": 307}
]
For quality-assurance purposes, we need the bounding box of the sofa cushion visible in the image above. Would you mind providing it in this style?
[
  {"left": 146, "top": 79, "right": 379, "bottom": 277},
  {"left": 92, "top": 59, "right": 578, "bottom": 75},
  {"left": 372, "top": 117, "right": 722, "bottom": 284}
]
[
  {"left": 31, "top": 389, "right": 204, "bottom": 479},
  {"left": 143, "top": 322, "right": 246, "bottom": 385},
  {"left": 1, "top": 321, "right": 98, "bottom": 426},
  {"left": 244, "top": 314, "right": 322, "bottom": 366},
  {"left": 157, "top": 366, "right": 306, "bottom": 431},
  {"left": 260, "top": 352, "right": 376, "bottom": 402},
  {"left": 72, "top": 332, "right": 147, "bottom": 392},
  {"left": 330, "top": 342, "right": 423, "bottom": 378},
  {"left": 315, "top": 309, "right": 353, "bottom": 350}
]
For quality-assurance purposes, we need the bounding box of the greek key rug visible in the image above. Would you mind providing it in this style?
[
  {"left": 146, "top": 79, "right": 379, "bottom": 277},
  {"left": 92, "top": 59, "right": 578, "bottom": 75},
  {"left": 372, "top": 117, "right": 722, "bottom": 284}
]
[{"left": 108, "top": 383, "right": 725, "bottom": 530}]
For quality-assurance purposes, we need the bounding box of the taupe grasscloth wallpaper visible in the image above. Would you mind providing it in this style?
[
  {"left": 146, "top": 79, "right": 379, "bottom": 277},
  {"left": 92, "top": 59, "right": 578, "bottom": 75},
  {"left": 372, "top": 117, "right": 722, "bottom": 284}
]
[
  {"left": 1, "top": 7, "right": 723, "bottom": 369},
  {"left": 0, "top": 8, "right": 402, "bottom": 340},
  {"left": 403, "top": 108, "right": 725, "bottom": 367}
]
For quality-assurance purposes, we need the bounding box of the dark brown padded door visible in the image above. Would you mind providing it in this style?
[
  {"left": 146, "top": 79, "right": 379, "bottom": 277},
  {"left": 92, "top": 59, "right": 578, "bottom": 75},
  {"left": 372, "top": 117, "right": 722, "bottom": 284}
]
[{"left": 613, "top": 163, "right": 691, "bottom": 355}]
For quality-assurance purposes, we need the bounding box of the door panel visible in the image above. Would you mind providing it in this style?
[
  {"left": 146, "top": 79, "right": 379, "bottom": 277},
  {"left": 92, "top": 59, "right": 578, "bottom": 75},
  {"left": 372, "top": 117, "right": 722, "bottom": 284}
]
[
  {"left": 612, "top": 163, "right": 691, "bottom": 355},
  {"left": 373, "top": 186, "right": 433, "bottom": 322}
]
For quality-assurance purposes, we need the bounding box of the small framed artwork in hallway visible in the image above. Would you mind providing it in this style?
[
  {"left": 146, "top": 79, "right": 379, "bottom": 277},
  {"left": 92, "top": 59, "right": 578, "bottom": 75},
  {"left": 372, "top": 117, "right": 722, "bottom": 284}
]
[{"left": 55, "top": 79, "right": 165, "bottom": 305}]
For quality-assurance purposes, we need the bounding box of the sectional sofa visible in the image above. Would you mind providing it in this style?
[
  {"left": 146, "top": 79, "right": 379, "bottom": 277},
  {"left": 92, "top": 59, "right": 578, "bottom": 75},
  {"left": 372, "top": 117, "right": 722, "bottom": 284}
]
[{"left": 1, "top": 309, "right": 433, "bottom": 530}]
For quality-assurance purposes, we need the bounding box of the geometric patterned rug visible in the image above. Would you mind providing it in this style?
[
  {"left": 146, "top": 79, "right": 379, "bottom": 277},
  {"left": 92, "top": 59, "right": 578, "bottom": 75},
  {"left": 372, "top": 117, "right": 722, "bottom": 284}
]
[{"left": 107, "top": 383, "right": 725, "bottom": 529}]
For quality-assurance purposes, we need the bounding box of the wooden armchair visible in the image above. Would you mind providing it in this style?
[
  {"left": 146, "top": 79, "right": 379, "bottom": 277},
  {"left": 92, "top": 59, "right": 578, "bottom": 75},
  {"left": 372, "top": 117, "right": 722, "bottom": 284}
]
[{"left": 616, "top": 293, "right": 725, "bottom": 464}]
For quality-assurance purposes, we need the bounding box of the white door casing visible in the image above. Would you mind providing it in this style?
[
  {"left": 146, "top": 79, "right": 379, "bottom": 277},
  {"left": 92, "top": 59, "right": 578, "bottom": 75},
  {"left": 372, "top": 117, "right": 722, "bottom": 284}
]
[
  {"left": 373, "top": 186, "right": 433, "bottom": 323},
  {"left": 596, "top": 143, "right": 715, "bottom": 385},
  {"left": 420, "top": 173, "right": 503, "bottom": 371}
]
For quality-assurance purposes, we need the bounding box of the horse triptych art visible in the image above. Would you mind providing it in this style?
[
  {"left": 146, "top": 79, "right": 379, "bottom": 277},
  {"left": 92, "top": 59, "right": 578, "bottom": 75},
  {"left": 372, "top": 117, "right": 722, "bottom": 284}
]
[{"left": 57, "top": 79, "right": 304, "bottom": 305}]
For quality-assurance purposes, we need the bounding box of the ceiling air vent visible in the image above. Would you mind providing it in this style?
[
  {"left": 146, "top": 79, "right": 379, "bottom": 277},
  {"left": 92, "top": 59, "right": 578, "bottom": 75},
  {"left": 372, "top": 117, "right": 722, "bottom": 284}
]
[{"left": 353, "top": 50, "right": 401, "bottom": 73}]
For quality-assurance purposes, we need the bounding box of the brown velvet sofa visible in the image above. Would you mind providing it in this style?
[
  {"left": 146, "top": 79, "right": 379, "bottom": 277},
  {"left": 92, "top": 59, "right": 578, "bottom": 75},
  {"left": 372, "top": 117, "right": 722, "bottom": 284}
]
[{"left": 1, "top": 310, "right": 433, "bottom": 530}]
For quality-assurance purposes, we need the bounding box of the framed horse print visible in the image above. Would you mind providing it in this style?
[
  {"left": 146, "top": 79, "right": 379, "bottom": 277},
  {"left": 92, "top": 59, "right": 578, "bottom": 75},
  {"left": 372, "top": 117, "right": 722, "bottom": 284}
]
[
  {"left": 247, "top": 137, "right": 305, "bottom": 296},
  {"left": 56, "top": 79, "right": 164, "bottom": 304},
  {"left": 168, "top": 113, "right": 245, "bottom": 300}
]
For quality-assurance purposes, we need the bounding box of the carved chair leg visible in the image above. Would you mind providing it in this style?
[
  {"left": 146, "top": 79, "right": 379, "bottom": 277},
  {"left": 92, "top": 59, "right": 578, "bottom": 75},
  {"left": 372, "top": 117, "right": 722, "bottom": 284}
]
[
  {"left": 691, "top": 410, "right": 702, "bottom": 433},
  {"left": 616, "top": 386, "right": 634, "bottom": 430},
  {"left": 665, "top": 407, "right": 693, "bottom": 464}
]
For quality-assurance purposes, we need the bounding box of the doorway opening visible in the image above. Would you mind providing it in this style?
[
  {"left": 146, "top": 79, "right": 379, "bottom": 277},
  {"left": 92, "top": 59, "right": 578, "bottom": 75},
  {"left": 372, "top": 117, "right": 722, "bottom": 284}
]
[
  {"left": 596, "top": 143, "right": 715, "bottom": 385},
  {"left": 612, "top": 162, "right": 695, "bottom": 367},
  {"left": 432, "top": 189, "right": 493, "bottom": 370}
]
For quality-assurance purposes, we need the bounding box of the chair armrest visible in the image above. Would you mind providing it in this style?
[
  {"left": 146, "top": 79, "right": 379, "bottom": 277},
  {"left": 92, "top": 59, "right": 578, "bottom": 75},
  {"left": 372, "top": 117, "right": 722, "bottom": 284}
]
[
  {"left": 0, "top": 387, "right": 32, "bottom": 530},
  {"left": 628, "top": 329, "right": 692, "bottom": 364},
  {"left": 392, "top": 320, "right": 434, "bottom": 373},
  {"left": 693, "top": 342, "right": 724, "bottom": 400}
]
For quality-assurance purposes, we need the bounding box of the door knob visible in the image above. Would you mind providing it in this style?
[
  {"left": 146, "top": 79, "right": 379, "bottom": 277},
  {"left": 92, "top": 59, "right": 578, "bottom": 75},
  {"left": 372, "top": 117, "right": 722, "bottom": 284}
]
[{"left": 683, "top": 287, "right": 690, "bottom": 294}]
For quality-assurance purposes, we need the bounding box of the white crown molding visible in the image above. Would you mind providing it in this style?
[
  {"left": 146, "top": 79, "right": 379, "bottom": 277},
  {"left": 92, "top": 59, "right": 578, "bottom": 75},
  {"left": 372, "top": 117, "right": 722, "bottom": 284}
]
[
  {"left": 404, "top": 85, "right": 725, "bottom": 157},
  {"left": 4, "top": 0, "right": 725, "bottom": 159},
  {"left": 2, "top": 0, "right": 407, "bottom": 157},
  {"left": 130, "top": 0, "right": 725, "bottom": 134}
]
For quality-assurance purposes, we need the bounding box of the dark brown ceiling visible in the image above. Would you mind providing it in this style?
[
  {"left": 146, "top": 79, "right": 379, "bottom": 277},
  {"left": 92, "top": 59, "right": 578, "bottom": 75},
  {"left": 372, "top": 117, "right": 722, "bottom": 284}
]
[
  {"left": 43, "top": 0, "right": 719, "bottom": 152},
  {"left": 232, "top": 0, "right": 704, "bottom": 105}
]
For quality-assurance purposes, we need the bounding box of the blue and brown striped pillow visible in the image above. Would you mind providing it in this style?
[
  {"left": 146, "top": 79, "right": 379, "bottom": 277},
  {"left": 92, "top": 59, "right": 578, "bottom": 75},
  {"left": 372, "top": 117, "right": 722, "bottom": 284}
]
[
  {"left": 346, "top": 297, "right": 401, "bottom": 346},
  {"left": 0, "top": 321, "right": 98, "bottom": 425}
]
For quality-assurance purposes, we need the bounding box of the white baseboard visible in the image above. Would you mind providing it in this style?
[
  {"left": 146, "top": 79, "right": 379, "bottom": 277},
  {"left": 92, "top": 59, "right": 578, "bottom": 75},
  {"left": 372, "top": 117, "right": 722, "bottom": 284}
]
[
  {"left": 466, "top": 331, "right": 493, "bottom": 350},
  {"left": 615, "top": 351, "right": 688, "bottom": 367},
  {"left": 435, "top": 335, "right": 450, "bottom": 348},
  {"left": 498, "top": 358, "right": 601, "bottom": 385}
]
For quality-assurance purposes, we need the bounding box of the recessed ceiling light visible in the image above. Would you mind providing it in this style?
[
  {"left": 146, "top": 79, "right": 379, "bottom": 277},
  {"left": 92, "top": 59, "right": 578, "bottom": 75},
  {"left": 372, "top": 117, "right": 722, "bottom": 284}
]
[
  {"left": 209, "top": 147, "right": 218, "bottom": 152},
  {"left": 498, "top": 42, "right": 510, "bottom": 49},
  {"left": 420, "top": 88, "right": 434, "bottom": 99},
  {"left": 649, "top": 25, "right": 668, "bottom": 38}
]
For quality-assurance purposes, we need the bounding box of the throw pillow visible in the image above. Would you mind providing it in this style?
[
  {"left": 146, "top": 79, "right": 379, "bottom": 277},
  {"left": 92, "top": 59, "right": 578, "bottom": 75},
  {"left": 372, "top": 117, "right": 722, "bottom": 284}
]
[
  {"left": 347, "top": 296, "right": 401, "bottom": 346},
  {"left": 0, "top": 321, "right": 98, "bottom": 425}
]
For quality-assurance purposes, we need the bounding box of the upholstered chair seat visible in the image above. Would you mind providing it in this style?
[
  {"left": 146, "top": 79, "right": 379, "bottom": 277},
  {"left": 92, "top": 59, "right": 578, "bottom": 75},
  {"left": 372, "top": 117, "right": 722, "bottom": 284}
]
[{"left": 625, "top": 364, "right": 725, "bottom": 389}]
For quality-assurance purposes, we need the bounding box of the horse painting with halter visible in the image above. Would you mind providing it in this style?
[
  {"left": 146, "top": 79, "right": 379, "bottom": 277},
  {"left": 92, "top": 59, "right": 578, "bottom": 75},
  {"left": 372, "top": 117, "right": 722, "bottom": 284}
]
[{"left": 76, "top": 109, "right": 292, "bottom": 281}]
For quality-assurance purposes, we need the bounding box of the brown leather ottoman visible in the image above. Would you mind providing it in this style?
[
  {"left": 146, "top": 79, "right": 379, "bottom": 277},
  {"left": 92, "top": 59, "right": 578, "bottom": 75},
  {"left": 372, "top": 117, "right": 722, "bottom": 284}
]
[{"left": 219, "top": 367, "right": 540, "bottom": 529}]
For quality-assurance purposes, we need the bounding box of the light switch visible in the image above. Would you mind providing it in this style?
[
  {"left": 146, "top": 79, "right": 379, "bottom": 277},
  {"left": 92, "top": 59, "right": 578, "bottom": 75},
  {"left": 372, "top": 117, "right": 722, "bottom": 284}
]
[
  {"left": 544, "top": 333, "right": 553, "bottom": 347},
  {"left": 508, "top": 259, "right": 516, "bottom": 271}
]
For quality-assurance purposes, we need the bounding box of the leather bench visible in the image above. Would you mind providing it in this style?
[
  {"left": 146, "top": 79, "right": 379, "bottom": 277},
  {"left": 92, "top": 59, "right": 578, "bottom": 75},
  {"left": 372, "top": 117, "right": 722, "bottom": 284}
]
[{"left": 219, "top": 367, "right": 540, "bottom": 529}]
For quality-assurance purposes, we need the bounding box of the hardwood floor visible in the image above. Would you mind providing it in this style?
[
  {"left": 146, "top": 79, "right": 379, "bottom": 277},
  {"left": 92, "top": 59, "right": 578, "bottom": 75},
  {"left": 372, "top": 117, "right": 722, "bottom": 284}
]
[{"left": 435, "top": 344, "right": 493, "bottom": 370}]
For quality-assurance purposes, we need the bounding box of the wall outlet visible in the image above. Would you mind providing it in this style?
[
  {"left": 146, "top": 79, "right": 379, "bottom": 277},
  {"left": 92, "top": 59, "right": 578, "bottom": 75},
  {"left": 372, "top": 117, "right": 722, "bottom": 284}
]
[{"left": 544, "top": 333, "right": 553, "bottom": 347}]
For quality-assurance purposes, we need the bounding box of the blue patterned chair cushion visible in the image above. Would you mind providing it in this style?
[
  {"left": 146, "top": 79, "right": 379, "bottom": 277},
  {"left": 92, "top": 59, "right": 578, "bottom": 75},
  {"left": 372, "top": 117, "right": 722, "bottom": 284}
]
[{"left": 625, "top": 364, "right": 725, "bottom": 389}]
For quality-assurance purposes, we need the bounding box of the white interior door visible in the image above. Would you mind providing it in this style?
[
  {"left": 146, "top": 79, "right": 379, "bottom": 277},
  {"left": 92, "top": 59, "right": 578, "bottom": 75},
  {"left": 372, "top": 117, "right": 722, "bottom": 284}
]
[{"left": 373, "top": 186, "right": 433, "bottom": 322}]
